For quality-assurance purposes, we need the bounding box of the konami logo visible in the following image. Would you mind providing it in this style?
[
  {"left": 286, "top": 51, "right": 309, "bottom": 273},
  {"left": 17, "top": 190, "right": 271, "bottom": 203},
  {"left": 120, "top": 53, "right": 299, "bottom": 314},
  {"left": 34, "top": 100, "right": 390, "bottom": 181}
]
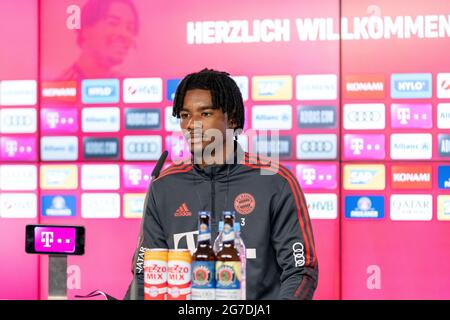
[
  {"left": 391, "top": 165, "right": 432, "bottom": 190},
  {"left": 344, "top": 74, "right": 385, "bottom": 99}
]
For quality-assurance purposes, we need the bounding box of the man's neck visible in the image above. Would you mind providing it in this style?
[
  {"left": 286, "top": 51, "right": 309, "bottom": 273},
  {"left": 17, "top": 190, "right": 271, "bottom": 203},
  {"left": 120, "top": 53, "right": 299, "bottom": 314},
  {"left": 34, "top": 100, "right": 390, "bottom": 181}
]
[{"left": 193, "top": 141, "right": 236, "bottom": 169}]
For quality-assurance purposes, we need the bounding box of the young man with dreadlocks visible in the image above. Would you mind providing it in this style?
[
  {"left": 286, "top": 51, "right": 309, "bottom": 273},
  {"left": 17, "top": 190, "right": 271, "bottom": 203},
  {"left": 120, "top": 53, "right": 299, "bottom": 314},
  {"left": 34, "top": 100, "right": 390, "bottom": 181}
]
[{"left": 125, "top": 68, "right": 318, "bottom": 300}]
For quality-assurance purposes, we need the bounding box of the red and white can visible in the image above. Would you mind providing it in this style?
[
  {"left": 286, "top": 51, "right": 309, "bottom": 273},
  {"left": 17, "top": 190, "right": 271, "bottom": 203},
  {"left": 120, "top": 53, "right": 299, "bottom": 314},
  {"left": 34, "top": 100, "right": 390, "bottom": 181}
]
[
  {"left": 167, "top": 249, "right": 192, "bottom": 300},
  {"left": 144, "top": 249, "right": 168, "bottom": 300}
]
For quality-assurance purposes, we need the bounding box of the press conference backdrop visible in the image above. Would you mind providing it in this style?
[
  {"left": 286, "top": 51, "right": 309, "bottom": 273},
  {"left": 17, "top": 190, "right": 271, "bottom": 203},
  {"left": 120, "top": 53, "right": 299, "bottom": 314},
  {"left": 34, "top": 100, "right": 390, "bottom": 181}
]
[{"left": 0, "top": 0, "right": 449, "bottom": 299}]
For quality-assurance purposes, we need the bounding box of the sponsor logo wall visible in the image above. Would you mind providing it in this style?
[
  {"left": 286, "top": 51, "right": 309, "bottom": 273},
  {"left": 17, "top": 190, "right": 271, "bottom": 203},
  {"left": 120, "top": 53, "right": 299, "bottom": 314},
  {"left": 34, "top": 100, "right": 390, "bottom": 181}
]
[{"left": 1, "top": 0, "right": 449, "bottom": 301}]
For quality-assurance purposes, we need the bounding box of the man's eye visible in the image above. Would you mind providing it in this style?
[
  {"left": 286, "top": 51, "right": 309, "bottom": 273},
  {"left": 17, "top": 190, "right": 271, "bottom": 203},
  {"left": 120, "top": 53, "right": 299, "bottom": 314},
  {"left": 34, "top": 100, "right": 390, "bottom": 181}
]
[
  {"left": 201, "top": 112, "right": 211, "bottom": 117},
  {"left": 180, "top": 113, "right": 189, "bottom": 119}
]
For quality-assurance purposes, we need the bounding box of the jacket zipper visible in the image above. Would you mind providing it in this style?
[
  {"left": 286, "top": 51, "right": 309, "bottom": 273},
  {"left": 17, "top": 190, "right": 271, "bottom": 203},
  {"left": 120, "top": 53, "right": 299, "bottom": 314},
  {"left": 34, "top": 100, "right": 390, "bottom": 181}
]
[{"left": 210, "top": 166, "right": 216, "bottom": 228}]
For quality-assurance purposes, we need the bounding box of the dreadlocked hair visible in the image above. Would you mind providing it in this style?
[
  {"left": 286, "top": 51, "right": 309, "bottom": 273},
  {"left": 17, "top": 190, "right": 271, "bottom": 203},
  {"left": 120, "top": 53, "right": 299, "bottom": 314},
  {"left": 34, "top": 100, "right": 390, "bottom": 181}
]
[{"left": 172, "top": 68, "right": 245, "bottom": 133}]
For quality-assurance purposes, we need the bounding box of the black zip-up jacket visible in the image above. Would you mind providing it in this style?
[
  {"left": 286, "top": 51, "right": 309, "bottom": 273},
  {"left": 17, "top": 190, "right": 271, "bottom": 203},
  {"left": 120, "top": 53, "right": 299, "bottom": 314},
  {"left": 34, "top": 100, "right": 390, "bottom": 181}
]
[{"left": 125, "top": 144, "right": 318, "bottom": 300}]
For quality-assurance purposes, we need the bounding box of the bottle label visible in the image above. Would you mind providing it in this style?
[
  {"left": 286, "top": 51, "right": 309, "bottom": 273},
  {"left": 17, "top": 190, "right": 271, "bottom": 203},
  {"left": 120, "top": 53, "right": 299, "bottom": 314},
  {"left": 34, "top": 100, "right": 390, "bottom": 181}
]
[
  {"left": 192, "top": 261, "right": 215, "bottom": 289},
  {"left": 198, "top": 221, "right": 211, "bottom": 242},
  {"left": 215, "top": 261, "right": 241, "bottom": 289}
]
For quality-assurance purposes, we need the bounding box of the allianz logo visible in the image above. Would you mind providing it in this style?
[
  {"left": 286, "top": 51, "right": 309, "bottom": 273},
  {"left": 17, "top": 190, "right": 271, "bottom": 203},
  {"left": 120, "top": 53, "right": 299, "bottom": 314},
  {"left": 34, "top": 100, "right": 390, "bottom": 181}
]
[{"left": 255, "top": 113, "right": 289, "bottom": 121}]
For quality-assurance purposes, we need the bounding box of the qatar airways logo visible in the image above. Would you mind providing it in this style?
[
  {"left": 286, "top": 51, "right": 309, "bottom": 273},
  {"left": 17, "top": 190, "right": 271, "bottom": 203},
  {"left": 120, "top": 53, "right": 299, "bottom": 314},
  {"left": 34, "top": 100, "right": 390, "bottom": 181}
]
[{"left": 391, "top": 104, "right": 432, "bottom": 128}]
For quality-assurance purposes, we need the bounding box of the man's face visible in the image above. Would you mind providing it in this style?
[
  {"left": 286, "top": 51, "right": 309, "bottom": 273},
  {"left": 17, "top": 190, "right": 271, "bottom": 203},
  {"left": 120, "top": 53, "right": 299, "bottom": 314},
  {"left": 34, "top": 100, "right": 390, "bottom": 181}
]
[
  {"left": 179, "top": 89, "right": 235, "bottom": 154},
  {"left": 81, "top": 2, "right": 137, "bottom": 66}
]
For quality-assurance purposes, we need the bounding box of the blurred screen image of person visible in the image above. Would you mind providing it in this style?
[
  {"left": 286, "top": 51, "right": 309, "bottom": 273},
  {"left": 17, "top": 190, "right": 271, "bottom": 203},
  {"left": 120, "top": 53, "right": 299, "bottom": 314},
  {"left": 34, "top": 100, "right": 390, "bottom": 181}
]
[{"left": 59, "top": 0, "right": 139, "bottom": 80}]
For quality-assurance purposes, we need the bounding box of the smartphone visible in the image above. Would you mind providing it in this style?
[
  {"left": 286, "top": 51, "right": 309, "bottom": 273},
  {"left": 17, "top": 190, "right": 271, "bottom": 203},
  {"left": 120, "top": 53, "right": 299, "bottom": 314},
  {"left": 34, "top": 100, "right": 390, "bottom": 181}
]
[{"left": 25, "top": 225, "right": 85, "bottom": 255}]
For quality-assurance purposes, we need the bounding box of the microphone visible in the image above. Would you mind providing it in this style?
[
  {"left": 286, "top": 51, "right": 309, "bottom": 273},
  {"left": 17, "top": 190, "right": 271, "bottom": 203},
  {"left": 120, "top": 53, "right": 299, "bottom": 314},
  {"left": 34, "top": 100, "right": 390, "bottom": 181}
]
[{"left": 129, "top": 150, "right": 168, "bottom": 300}]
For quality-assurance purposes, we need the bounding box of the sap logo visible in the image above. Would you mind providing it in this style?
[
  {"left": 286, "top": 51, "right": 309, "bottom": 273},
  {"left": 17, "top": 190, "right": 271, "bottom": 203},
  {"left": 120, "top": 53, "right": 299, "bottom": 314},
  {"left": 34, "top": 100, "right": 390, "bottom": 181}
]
[
  {"left": 123, "top": 135, "right": 162, "bottom": 160},
  {"left": 0, "top": 108, "right": 37, "bottom": 133},
  {"left": 437, "top": 73, "right": 450, "bottom": 99},
  {"left": 81, "top": 193, "right": 120, "bottom": 218},
  {"left": 0, "top": 193, "right": 37, "bottom": 218},
  {"left": 438, "top": 103, "right": 450, "bottom": 129},
  {"left": 81, "top": 164, "right": 120, "bottom": 190},
  {"left": 252, "top": 76, "right": 292, "bottom": 101},
  {"left": 83, "top": 137, "right": 119, "bottom": 159},
  {"left": 297, "top": 164, "right": 337, "bottom": 190},
  {"left": 390, "top": 134, "right": 432, "bottom": 160},
  {"left": 41, "top": 195, "right": 76, "bottom": 217},
  {"left": 305, "top": 193, "right": 337, "bottom": 219},
  {"left": 296, "top": 134, "right": 337, "bottom": 160},
  {"left": 292, "top": 242, "right": 305, "bottom": 267},
  {"left": 439, "top": 134, "right": 450, "bottom": 157},
  {"left": 125, "top": 108, "right": 160, "bottom": 130},
  {"left": 231, "top": 76, "right": 249, "bottom": 101},
  {"left": 391, "top": 104, "right": 432, "bottom": 129},
  {"left": 438, "top": 166, "right": 450, "bottom": 190},
  {"left": 81, "top": 79, "right": 119, "bottom": 104},
  {"left": 390, "top": 194, "right": 433, "bottom": 221},
  {"left": 0, "top": 80, "right": 37, "bottom": 106},
  {"left": 296, "top": 74, "right": 337, "bottom": 100},
  {"left": 122, "top": 165, "right": 154, "bottom": 189},
  {"left": 391, "top": 73, "right": 432, "bottom": 98},
  {"left": 41, "top": 108, "right": 78, "bottom": 133},
  {"left": 123, "top": 78, "right": 162, "bottom": 103},
  {"left": 0, "top": 165, "right": 37, "bottom": 191},
  {"left": 344, "top": 165, "right": 385, "bottom": 190},
  {"left": 252, "top": 105, "right": 292, "bottom": 130},
  {"left": 297, "top": 106, "right": 336, "bottom": 129},
  {"left": 41, "top": 136, "right": 78, "bottom": 161},
  {"left": 344, "top": 134, "right": 385, "bottom": 160},
  {"left": 40, "top": 165, "right": 78, "bottom": 190},
  {"left": 345, "top": 196, "right": 384, "bottom": 219},
  {"left": 344, "top": 104, "right": 385, "bottom": 130},
  {"left": 0, "top": 136, "right": 37, "bottom": 161},
  {"left": 165, "top": 107, "right": 181, "bottom": 132},
  {"left": 344, "top": 74, "right": 385, "bottom": 99},
  {"left": 82, "top": 107, "right": 120, "bottom": 132}
]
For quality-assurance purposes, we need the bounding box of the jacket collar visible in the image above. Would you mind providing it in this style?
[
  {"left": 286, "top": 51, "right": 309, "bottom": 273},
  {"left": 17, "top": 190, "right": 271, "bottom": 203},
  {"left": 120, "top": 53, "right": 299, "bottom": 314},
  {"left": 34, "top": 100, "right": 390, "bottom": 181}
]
[{"left": 192, "top": 141, "right": 244, "bottom": 179}]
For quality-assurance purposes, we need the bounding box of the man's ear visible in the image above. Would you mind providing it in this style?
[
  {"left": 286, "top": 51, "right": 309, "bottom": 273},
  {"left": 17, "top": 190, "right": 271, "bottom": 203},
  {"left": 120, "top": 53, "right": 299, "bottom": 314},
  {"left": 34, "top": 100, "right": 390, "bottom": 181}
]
[{"left": 228, "top": 118, "right": 237, "bottom": 129}]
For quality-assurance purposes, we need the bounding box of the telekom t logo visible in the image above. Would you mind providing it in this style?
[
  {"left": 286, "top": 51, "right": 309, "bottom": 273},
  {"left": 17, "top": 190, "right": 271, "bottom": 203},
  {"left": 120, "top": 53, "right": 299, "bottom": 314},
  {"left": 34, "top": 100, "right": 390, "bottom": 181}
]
[
  {"left": 41, "top": 231, "right": 54, "bottom": 248},
  {"left": 302, "top": 168, "right": 316, "bottom": 185},
  {"left": 128, "top": 169, "right": 142, "bottom": 185},
  {"left": 172, "top": 136, "right": 187, "bottom": 158},
  {"left": 46, "top": 112, "right": 60, "bottom": 128},
  {"left": 397, "top": 108, "right": 411, "bottom": 125},
  {"left": 350, "top": 138, "right": 364, "bottom": 155},
  {"left": 5, "top": 141, "right": 18, "bottom": 156}
]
